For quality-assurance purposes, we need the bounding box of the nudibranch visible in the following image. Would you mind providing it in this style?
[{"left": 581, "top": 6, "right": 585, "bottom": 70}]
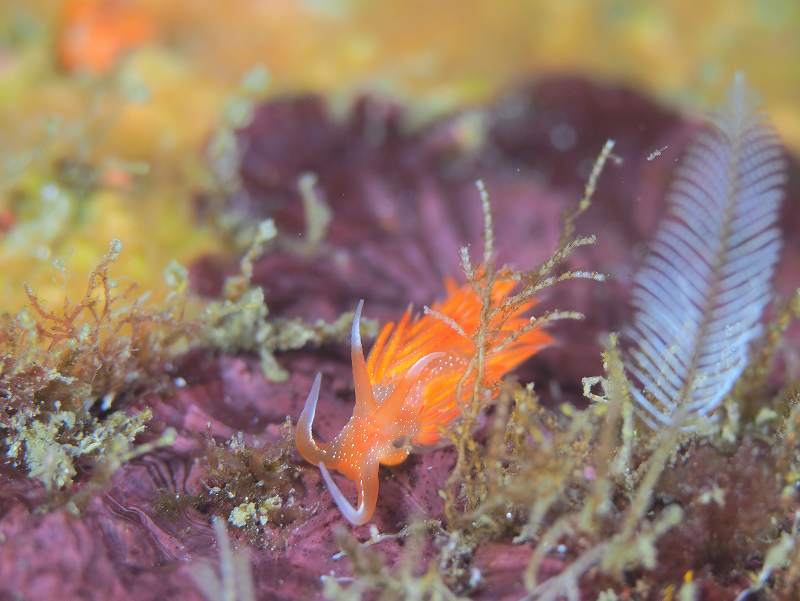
[{"left": 295, "top": 276, "right": 551, "bottom": 525}]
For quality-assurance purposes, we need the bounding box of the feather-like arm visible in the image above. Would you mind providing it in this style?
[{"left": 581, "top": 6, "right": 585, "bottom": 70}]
[{"left": 625, "top": 74, "right": 787, "bottom": 428}]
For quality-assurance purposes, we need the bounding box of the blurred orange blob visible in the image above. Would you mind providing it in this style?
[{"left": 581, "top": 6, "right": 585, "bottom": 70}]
[
  {"left": 0, "top": 208, "right": 15, "bottom": 234},
  {"left": 58, "top": 0, "right": 154, "bottom": 73}
]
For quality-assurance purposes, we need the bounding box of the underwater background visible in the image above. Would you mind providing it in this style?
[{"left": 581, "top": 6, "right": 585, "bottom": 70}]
[{"left": 2, "top": 1, "right": 800, "bottom": 600}]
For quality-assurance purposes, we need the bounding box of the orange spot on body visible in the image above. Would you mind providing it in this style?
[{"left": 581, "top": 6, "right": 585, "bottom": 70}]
[{"left": 295, "top": 273, "right": 551, "bottom": 525}]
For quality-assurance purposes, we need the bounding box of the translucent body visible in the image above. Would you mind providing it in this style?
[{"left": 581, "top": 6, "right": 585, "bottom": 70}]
[{"left": 295, "top": 277, "right": 551, "bottom": 525}]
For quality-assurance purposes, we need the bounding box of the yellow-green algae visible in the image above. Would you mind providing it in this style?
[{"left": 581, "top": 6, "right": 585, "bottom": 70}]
[{"left": 0, "top": 217, "right": 370, "bottom": 507}]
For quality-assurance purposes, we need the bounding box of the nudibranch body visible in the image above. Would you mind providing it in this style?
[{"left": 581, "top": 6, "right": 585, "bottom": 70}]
[{"left": 295, "top": 276, "right": 551, "bottom": 525}]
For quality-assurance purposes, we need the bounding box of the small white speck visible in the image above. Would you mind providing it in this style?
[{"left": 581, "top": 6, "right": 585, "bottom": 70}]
[
  {"left": 174, "top": 377, "right": 187, "bottom": 388},
  {"left": 556, "top": 544, "right": 567, "bottom": 554},
  {"left": 100, "top": 393, "right": 115, "bottom": 411},
  {"left": 647, "top": 145, "right": 669, "bottom": 161}
]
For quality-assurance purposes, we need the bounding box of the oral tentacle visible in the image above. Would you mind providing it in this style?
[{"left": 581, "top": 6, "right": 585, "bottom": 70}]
[
  {"left": 351, "top": 299, "right": 377, "bottom": 416},
  {"left": 319, "top": 459, "right": 379, "bottom": 526},
  {"left": 295, "top": 372, "right": 330, "bottom": 465}
]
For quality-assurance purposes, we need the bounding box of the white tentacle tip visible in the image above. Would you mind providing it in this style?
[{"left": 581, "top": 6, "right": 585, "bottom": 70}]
[
  {"left": 303, "top": 372, "right": 323, "bottom": 422},
  {"left": 351, "top": 299, "right": 365, "bottom": 350}
]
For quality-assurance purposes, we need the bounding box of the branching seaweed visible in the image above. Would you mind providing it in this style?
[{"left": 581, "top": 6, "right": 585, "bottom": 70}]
[
  {"left": 441, "top": 140, "right": 614, "bottom": 526},
  {"left": 1, "top": 239, "right": 190, "bottom": 495},
  {"left": 323, "top": 523, "right": 467, "bottom": 601},
  {"left": 194, "top": 419, "right": 304, "bottom": 547},
  {"left": 201, "top": 218, "right": 377, "bottom": 382}
]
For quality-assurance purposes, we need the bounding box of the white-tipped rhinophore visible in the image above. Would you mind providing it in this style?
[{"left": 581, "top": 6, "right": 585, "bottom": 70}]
[{"left": 350, "top": 299, "right": 377, "bottom": 416}]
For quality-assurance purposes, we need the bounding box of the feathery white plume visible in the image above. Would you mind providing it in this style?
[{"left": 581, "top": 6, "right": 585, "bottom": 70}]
[{"left": 625, "top": 74, "right": 787, "bottom": 428}]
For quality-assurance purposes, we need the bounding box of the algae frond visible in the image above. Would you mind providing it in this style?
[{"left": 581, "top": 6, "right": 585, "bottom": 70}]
[{"left": 1, "top": 239, "right": 189, "bottom": 498}]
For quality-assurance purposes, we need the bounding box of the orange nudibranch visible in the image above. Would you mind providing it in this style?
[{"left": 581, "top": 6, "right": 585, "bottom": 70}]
[{"left": 295, "top": 276, "right": 551, "bottom": 525}]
